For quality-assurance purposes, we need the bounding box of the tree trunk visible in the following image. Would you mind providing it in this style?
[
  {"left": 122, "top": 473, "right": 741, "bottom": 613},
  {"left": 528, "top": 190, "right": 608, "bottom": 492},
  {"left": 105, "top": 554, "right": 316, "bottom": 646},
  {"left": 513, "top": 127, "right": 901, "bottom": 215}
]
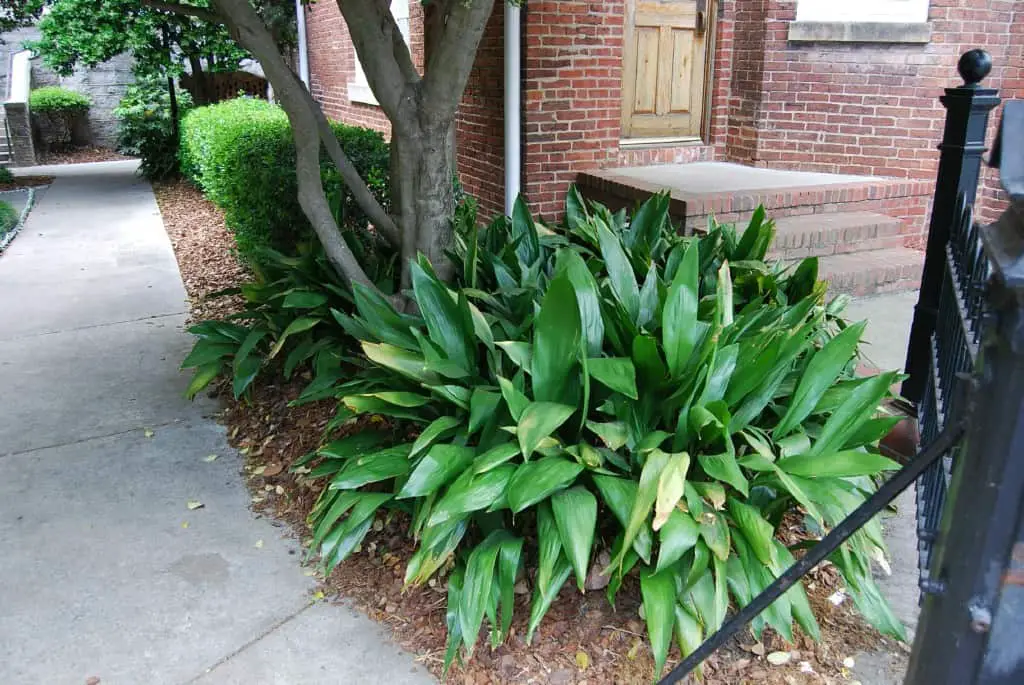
[
  {"left": 413, "top": 132, "right": 456, "bottom": 283},
  {"left": 188, "top": 55, "right": 212, "bottom": 104}
]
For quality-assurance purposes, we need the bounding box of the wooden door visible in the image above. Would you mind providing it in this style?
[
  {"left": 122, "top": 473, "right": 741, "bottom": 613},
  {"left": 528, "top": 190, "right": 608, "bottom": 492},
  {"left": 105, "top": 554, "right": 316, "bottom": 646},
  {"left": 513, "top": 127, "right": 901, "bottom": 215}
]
[{"left": 621, "top": 0, "right": 712, "bottom": 139}]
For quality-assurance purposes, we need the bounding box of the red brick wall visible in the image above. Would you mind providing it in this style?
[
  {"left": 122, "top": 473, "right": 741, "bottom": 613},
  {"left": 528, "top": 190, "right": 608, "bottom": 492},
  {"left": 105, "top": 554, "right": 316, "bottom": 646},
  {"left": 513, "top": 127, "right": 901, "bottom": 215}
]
[
  {"left": 305, "top": 1, "right": 424, "bottom": 138},
  {"left": 456, "top": 6, "right": 506, "bottom": 221}
]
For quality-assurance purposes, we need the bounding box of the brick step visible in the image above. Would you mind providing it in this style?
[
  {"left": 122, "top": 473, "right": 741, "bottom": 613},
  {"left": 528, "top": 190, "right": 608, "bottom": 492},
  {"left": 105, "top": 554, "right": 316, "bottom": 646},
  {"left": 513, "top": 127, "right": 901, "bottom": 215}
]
[
  {"left": 768, "top": 211, "right": 907, "bottom": 260},
  {"left": 811, "top": 247, "right": 924, "bottom": 297}
]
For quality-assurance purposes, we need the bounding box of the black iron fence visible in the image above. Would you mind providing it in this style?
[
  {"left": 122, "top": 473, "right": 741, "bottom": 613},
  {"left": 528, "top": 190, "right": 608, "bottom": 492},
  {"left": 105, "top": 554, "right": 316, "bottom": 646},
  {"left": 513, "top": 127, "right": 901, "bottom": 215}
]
[{"left": 659, "top": 50, "right": 1024, "bottom": 684}]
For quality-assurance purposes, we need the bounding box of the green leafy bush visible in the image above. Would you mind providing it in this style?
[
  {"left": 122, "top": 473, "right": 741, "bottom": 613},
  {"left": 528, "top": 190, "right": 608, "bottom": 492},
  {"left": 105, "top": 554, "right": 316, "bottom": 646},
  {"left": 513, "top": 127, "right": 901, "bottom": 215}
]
[
  {"left": 181, "top": 239, "right": 396, "bottom": 402},
  {"left": 179, "top": 97, "right": 390, "bottom": 263},
  {"left": 30, "top": 86, "right": 90, "bottom": 151},
  {"left": 304, "top": 191, "right": 904, "bottom": 676},
  {"left": 114, "top": 76, "right": 194, "bottom": 180},
  {"left": 0, "top": 200, "right": 19, "bottom": 236},
  {"left": 0, "top": 167, "right": 13, "bottom": 184},
  {"left": 29, "top": 86, "right": 90, "bottom": 113}
]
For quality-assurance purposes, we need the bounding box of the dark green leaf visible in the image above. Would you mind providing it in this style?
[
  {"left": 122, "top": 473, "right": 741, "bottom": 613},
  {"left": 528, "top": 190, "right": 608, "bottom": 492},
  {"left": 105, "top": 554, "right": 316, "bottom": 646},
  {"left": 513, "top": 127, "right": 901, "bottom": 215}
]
[
  {"left": 593, "top": 474, "right": 653, "bottom": 563},
  {"left": 506, "top": 457, "right": 584, "bottom": 513},
  {"left": 532, "top": 275, "right": 581, "bottom": 403},
  {"left": 778, "top": 450, "right": 900, "bottom": 478},
  {"left": 555, "top": 249, "right": 604, "bottom": 355},
  {"left": 641, "top": 567, "right": 676, "bottom": 677},
  {"left": 810, "top": 372, "right": 897, "bottom": 457},
  {"left": 587, "top": 357, "right": 639, "bottom": 400},
  {"left": 330, "top": 444, "right": 413, "bottom": 490},
  {"left": 551, "top": 486, "right": 598, "bottom": 590},
  {"left": 663, "top": 240, "right": 700, "bottom": 377},
  {"left": 185, "top": 362, "right": 222, "bottom": 400},
  {"left": 459, "top": 531, "right": 504, "bottom": 655},
  {"left": 517, "top": 402, "right": 576, "bottom": 459},
  {"left": 181, "top": 340, "right": 237, "bottom": 368},
  {"left": 656, "top": 509, "right": 700, "bottom": 573},
  {"left": 597, "top": 218, "right": 640, "bottom": 321},
  {"left": 398, "top": 444, "right": 475, "bottom": 499}
]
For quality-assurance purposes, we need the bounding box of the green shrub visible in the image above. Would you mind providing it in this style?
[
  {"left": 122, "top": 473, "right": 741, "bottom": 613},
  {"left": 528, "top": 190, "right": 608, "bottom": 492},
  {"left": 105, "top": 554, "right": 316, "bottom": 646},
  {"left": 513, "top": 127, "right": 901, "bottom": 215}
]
[
  {"left": 0, "top": 200, "right": 18, "bottom": 236},
  {"left": 114, "top": 76, "right": 194, "bottom": 180},
  {"left": 179, "top": 97, "right": 390, "bottom": 263},
  {"left": 29, "top": 86, "right": 90, "bottom": 113},
  {"left": 315, "top": 193, "right": 903, "bottom": 675},
  {"left": 30, "top": 86, "right": 91, "bottom": 151},
  {"left": 0, "top": 167, "right": 13, "bottom": 184},
  {"left": 184, "top": 191, "right": 904, "bottom": 678}
]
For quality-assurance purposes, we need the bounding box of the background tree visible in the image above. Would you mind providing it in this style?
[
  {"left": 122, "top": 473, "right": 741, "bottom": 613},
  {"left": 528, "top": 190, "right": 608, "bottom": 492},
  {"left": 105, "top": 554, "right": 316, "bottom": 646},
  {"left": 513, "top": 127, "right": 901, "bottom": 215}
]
[{"left": 150, "top": 0, "right": 496, "bottom": 297}]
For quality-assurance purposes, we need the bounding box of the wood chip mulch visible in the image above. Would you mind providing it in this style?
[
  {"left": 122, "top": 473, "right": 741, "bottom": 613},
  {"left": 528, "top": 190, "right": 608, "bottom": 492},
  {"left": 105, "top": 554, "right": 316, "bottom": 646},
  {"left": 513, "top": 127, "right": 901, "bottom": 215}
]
[
  {"left": 156, "top": 179, "right": 901, "bottom": 685},
  {"left": 0, "top": 175, "right": 55, "bottom": 191},
  {"left": 37, "top": 146, "right": 131, "bottom": 165}
]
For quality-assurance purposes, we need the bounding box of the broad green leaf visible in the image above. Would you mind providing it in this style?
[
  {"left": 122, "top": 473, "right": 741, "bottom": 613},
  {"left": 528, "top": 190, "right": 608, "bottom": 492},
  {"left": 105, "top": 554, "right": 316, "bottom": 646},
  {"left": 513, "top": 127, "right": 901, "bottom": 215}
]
[
  {"left": 771, "top": 466, "right": 825, "bottom": 523},
  {"left": 282, "top": 290, "right": 329, "bottom": 309},
  {"left": 698, "top": 343, "right": 739, "bottom": 405},
  {"left": 586, "top": 357, "right": 639, "bottom": 400},
  {"left": 727, "top": 498, "right": 776, "bottom": 566},
  {"left": 468, "top": 388, "right": 501, "bottom": 435},
  {"left": 551, "top": 486, "right": 598, "bottom": 590},
  {"left": 506, "top": 457, "right": 583, "bottom": 513},
  {"left": 322, "top": 515, "right": 373, "bottom": 574},
  {"left": 528, "top": 503, "right": 573, "bottom": 642},
  {"left": 429, "top": 464, "right": 517, "bottom": 525},
  {"left": 352, "top": 282, "right": 417, "bottom": 349},
  {"left": 268, "top": 316, "right": 321, "bottom": 358},
  {"left": 496, "top": 341, "right": 532, "bottom": 371},
  {"left": 698, "top": 510, "right": 731, "bottom": 562},
  {"left": 232, "top": 355, "right": 261, "bottom": 398},
  {"left": 663, "top": 240, "right": 700, "bottom": 377},
  {"left": 775, "top": 321, "right": 867, "bottom": 437},
  {"left": 511, "top": 195, "right": 541, "bottom": 267},
  {"left": 555, "top": 250, "right": 604, "bottom": 355},
  {"left": 693, "top": 481, "right": 726, "bottom": 510},
  {"left": 459, "top": 531, "right": 504, "bottom": 655},
  {"left": 517, "top": 402, "right": 576, "bottom": 459},
  {"left": 532, "top": 275, "right": 581, "bottom": 403},
  {"left": 778, "top": 450, "right": 900, "bottom": 478},
  {"left": 842, "top": 415, "right": 904, "bottom": 451},
  {"left": 411, "top": 261, "right": 473, "bottom": 371},
  {"left": 586, "top": 420, "right": 629, "bottom": 450},
  {"left": 181, "top": 340, "right": 236, "bottom": 368},
  {"left": 330, "top": 444, "right": 413, "bottom": 490},
  {"left": 698, "top": 451, "right": 750, "bottom": 497},
  {"left": 641, "top": 567, "right": 676, "bottom": 677},
  {"left": 358, "top": 391, "right": 431, "bottom": 408},
  {"left": 342, "top": 395, "right": 427, "bottom": 421},
  {"left": 735, "top": 205, "right": 767, "bottom": 260},
  {"left": 309, "top": 491, "right": 360, "bottom": 551},
  {"left": 716, "top": 261, "right": 734, "bottom": 327},
  {"left": 564, "top": 185, "right": 590, "bottom": 236},
  {"left": 496, "top": 535, "right": 524, "bottom": 642},
  {"left": 406, "top": 518, "right": 469, "bottom": 587},
  {"left": 472, "top": 443, "right": 521, "bottom": 474},
  {"left": 527, "top": 555, "right": 572, "bottom": 643},
  {"left": 411, "top": 416, "right": 461, "bottom": 459},
  {"left": 637, "top": 264, "right": 659, "bottom": 329},
  {"left": 443, "top": 567, "right": 464, "bottom": 674},
  {"left": 592, "top": 474, "right": 654, "bottom": 563},
  {"left": 427, "top": 384, "right": 472, "bottom": 410},
  {"left": 654, "top": 451, "right": 690, "bottom": 531},
  {"left": 597, "top": 218, "right": 640, "bottom": 321},
  {"left": 656, "top": 509, "right": 700, "bottom": 573},
  {"left": 632, "top": 334, "right": 667, "bottom": 386},
  {"left": 772, "top": 540, "right": 821, "bottom": 641},
  {"left": 810, "top": 372, "right": 897, "bottom": 457},
  {"left": 362, "top": 342, "right": 440, "bottom": 384},
  {"left": 673, "top": 604, "right": 704, "bottom": 665},
  {"left": 497, "top": 375, "right": 530, "bottom": 421},
  {"left": 398, "top": 444, "right": 475, "bottom": 499},
  {"left": 620, "top": 449, "right": 671, "bottom": 565}
]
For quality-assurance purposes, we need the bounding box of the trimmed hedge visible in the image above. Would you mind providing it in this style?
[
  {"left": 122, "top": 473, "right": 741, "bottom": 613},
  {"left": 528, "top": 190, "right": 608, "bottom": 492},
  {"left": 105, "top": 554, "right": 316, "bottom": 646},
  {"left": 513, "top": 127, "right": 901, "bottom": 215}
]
[
  {"left": 29, "top": 86, "right": 90, "bottom": 113},
  {"left": 179, "top": 97, "right": 390, "bottom": 263},
  {"left": 0, "top": 200, "right": 18, "bottom": 236}
]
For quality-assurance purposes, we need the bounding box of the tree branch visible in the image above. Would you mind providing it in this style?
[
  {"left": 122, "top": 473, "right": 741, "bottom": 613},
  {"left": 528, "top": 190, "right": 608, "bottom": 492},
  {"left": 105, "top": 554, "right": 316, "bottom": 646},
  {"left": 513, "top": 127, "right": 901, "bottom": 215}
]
[
  {"left": 141, "top": 0, "right": 223, "bottom": 25},
  {"left": 421, "top": 0, "right": 495, "bottom": 124},
  {"left": 334, "top": 0, "right": 419, "bottom": 125}
]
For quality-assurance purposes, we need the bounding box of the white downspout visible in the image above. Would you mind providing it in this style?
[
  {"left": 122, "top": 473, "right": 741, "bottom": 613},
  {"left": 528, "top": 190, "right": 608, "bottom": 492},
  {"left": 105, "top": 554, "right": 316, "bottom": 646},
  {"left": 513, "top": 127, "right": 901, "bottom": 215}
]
[
  {"left": 295, "top": 0, "right": 310, "bottom": 88},
  {"left": 504, "top": 3, "right": 521, "bottom": 216}
]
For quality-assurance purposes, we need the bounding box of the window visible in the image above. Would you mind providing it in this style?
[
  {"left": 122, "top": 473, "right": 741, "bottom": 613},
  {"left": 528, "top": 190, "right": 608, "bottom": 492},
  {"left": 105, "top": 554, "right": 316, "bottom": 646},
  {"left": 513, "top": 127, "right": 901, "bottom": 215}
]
[
  {"left": 349, "top": 0, "right": 410, "bottom": 106},
  {"left": 795, "top": 0, "right": 929, "bottom": 23},
  {"left": 789, "top": 0, "right": 931, "bottom": 43}
]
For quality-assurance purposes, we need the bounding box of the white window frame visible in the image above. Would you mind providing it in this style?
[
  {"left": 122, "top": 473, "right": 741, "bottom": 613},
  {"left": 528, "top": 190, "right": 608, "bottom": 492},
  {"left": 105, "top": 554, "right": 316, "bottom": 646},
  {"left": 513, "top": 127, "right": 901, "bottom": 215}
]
[
  {"left": 795, "top": 0, "right": 929, "bottom": 24},
  {"left": 349, "top": 0, "right": 410, "bottom": 106}
]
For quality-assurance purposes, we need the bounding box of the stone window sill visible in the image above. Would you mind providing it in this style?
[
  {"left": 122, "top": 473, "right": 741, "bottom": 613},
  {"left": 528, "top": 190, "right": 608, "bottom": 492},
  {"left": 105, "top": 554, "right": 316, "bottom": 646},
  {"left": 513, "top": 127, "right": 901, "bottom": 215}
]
[
  {"left": 348, "top": 82, "right": 379, "bottom": 106},
  {"left": 788, "top": 21, "right": 931, "bottom": 44}
]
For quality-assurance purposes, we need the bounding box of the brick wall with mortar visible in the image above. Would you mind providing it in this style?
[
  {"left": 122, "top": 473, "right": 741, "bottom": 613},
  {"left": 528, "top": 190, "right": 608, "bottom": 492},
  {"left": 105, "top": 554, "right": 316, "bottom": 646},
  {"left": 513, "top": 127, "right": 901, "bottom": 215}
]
[{"left": 305, "top": 1, "right": 424, "bottom": 137}]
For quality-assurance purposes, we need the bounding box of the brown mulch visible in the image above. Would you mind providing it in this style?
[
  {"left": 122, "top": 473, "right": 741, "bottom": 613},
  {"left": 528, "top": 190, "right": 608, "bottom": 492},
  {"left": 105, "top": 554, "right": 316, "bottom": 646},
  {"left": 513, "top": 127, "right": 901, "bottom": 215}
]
[
  {"left": 0, "top": 175, "right": 55, "bottom": 191},
  {"left": 157, "top": 180, "right": 900, "bottom": 684},
  {"left": 153, "top": 178, "right": 249, "bottom": 322},
  {"left": 37, "top": 146, "right": 131, "bottom": 165}
]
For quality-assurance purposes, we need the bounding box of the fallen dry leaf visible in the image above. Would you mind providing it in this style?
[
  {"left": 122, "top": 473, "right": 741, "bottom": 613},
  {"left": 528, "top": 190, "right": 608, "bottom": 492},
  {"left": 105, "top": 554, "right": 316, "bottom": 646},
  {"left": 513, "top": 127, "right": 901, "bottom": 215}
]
[
  {"left": 262, "top": 462, "right": 284, "bottom": 477},
  {"left": 143, "top": 428, "right": 155, "bottom": 438},
  {"left": 254, "top": 539, "right": 264, "bottom": 549},
  {"left": 204, "top": 454, "right": 219, "bottom": 463},
  {"left": 181, "top": 521, "right": 189, "bottom": 529},
  {"left": 767, "top": 651, "right": 792, "bottom": 666},
  {"left": 575, "top": 650, "right": 590, "bottom": 671},
  {"left": 186, "top": 500, "right": 204, "bottom": 511}
]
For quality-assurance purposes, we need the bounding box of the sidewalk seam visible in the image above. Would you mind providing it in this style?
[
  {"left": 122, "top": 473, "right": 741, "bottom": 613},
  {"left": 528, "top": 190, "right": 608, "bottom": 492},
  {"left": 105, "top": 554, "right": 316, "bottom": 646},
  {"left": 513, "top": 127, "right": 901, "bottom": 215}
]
[
  {"left": 183, "top": 602, "right": 316, "bottom": 684},
  {"left": 0, "top": 311, "right": 189, "bottom": 344},
  {"left": 0, "top": 417, "right": 196, "bottom": 459}
]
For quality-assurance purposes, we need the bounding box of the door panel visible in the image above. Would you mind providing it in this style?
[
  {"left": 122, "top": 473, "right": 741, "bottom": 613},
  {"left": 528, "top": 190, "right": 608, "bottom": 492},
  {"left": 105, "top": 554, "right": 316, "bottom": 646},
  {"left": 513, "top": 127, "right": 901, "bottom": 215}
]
[{"left": 622, "top": 0, "right": 711, "bottom": 139}]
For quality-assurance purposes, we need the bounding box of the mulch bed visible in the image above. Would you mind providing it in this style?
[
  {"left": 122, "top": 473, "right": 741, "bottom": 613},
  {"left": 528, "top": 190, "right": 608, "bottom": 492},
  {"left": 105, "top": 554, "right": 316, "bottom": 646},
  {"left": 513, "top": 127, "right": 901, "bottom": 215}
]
[
  {"left": 37, "top": 146, "right": 131, "bottom": 165},
  {"left": 0, "top": 175, "right": 55, "bottom": 191},
  {"left": 155, "top": 179, "right": 901, "bottom": 685}
]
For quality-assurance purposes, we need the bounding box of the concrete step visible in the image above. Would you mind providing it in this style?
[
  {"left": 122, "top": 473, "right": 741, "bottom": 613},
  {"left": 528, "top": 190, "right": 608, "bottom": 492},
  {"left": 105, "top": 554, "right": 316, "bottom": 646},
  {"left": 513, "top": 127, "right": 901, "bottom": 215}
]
[
  {"left": 813, "top": 247, "right": 924, "bottom": 297},
  {"left": 768, "top": 211, "right": 906, "bottom": 260}
]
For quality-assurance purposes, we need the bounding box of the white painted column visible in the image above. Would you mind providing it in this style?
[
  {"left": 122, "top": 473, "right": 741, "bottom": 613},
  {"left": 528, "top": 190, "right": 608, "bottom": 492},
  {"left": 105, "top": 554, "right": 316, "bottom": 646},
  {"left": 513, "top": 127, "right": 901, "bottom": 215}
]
[{"left": 504, "top": 3, "right": 522, "bottom": 216}]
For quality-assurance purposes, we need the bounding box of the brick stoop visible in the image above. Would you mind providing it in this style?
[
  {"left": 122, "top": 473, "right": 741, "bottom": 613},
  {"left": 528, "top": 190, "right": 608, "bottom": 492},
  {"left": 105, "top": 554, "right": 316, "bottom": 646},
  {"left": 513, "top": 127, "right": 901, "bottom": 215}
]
[{"left": 577, "top": 164, "right": 930, "bottom": 296}]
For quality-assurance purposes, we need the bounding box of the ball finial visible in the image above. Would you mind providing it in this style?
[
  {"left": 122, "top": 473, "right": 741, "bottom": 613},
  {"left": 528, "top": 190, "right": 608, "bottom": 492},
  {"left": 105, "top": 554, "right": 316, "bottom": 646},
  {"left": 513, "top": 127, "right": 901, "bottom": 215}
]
[{"left": 958, "top": 49, "right": 992, "bottom": 86}]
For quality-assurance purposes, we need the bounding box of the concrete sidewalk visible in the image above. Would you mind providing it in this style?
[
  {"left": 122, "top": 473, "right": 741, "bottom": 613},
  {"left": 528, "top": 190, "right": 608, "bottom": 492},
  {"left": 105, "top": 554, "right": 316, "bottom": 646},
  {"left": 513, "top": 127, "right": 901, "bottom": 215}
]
[{"left": 0, "top": 161, "right": 432, "bottom": 684}]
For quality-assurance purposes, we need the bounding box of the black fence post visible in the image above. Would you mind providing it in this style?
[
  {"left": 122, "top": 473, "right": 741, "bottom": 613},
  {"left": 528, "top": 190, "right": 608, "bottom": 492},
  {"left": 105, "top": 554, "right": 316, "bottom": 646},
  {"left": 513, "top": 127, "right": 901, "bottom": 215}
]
[
  {"left": 904, "top": 103, "right": 1024, "bottom": 685},
  {"left": 902, "top": 50, "right": 1000, "bottom": 404}
]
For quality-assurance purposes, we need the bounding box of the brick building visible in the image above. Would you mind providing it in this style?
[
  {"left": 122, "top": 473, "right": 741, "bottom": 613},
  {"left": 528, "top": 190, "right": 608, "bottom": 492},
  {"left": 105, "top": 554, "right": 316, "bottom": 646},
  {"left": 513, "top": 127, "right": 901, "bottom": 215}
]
[{"left": 305, "top": 0, "right": 1022, "bottom": 292}]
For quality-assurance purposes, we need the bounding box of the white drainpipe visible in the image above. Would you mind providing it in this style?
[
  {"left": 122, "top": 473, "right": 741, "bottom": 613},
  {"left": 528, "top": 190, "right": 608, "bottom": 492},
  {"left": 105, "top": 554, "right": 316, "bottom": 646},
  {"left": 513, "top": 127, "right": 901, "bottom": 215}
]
[
  {"left": 504, "top": 3, "right": 522, "bottom": 216},
  {"left": 295, "top": 0, "right": 310, "bottom": 88}
]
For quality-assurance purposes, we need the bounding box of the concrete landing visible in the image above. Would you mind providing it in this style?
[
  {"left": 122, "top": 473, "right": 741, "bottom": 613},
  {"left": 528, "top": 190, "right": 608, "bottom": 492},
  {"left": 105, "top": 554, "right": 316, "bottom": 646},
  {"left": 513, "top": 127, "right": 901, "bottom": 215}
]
[{"left": 0, "top": 161, "right": 433, "bottom": 684}]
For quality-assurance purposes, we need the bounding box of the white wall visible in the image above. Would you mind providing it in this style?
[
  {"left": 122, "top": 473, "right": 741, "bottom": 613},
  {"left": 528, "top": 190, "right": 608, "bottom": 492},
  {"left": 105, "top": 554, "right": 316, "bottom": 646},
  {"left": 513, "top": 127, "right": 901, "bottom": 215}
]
[{"left": 796, "top": 0, "right": 930, "bottom": 23}]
